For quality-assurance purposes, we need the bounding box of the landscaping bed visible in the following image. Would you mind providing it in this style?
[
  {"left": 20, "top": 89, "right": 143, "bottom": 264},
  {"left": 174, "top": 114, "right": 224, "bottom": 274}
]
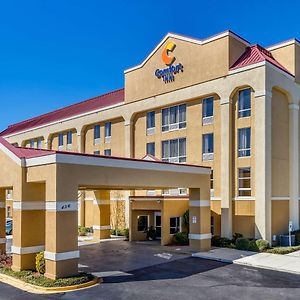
[{"left": 265, "top": 245, "right": 300, "bottom": 255}]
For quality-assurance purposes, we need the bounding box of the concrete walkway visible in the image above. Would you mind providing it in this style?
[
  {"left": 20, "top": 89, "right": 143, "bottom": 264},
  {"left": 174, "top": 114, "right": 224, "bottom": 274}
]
[{"left": 193, "top": 248, "right": 300, "bottom": 275}]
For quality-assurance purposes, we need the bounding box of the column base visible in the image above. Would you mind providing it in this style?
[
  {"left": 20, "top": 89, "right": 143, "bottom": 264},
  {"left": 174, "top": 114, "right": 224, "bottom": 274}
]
[
  {"left": 189, "top": 238, "right": 211, "bottom": 252},
  {"left": 12, "top": 253, "right": 37, "bottom": 271},
  {"left": 45, "top": 258, "right": 79, "bottom": 279},
  {"left": 93, "top": 228, "right": 111, "bottom": 239}
]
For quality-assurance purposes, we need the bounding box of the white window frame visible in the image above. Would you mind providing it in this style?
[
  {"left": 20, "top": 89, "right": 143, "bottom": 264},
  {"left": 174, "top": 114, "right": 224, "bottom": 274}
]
[
  {"left": 146, "top": 111, "right": 155, "bottom": 135},
  {"left": 238, "top": 88, "right": 251, "bottom": 118},
  {"left": 238, "top": 127, "right": 251, "bottom": 157},
  {"left": 169, "top": 216, "right": 181, "bottom": 235},
  {"left": 161, "top": 138, "right": 186, "bottom": 163},
  {"left": 202, "top": 97, "right": 214, "bottom": 125},
  {"left": 58, "top": 133, "right": 64, "bottom": 150},
  {"left": 161, "top": 104, "right": 186, "bottom": 132},
  {"left": 238, "top": 168, "right": 251, "bottom": 197},
  {"left": 105, "top": 122, "right": 112, "bottom": 143},
  {"left": 146, "top": 142, "right": 155, "bottom": 157},
  {"left": 94, "top": 125, "right": 101, "bottom": 145},
  {"left": 202, "top": 133, "right": 214, "bottom": 161}
]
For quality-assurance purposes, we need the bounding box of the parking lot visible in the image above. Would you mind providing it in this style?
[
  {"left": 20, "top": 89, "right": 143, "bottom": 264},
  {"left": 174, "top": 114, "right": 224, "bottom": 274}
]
[{"left": 0, "top": 240, "right": 300, "bottom": 299}]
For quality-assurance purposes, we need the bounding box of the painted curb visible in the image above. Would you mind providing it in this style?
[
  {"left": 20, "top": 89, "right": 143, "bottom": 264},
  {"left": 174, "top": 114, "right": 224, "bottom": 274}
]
[{"left": 0, "top": 273, "right": 101, "bottom": 294}]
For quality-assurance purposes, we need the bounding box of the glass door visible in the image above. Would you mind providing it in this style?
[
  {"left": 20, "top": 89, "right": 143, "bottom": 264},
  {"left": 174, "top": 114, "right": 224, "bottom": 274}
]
[{"left": 154, "top": 212, "right": 161, "bottom": 239}]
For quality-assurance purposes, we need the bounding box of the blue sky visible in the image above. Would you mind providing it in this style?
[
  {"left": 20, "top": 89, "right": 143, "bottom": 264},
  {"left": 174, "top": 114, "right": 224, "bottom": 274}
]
[{"left": 0, "top": 0, "right": 299, "bottom": 130}]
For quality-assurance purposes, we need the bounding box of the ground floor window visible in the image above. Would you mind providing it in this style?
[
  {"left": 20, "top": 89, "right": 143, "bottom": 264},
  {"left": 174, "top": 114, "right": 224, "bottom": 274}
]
[
  {"left": 170, "top": 217, "right": 180, "bottom": 234},
  {"left": 211, "top": 216, "right": 214, "bottom": 236},
  {"left": 137, "top": 215, "right": 148, "bottom": 232},
  {"left": 238, "top": 168, "right": 251, "bottom": 196}
]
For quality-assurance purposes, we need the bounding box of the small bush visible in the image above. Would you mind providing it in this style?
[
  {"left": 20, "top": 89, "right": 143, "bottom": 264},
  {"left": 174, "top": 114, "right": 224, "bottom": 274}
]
[
  {"left": 248, "top": 240, "right": 259, "bottom": 252},
  {"left": 211, "top": 236, "right": 232, "bottom": 247},
  {"left": 232, "top": 233, "right": 243, "bottom": 244},
  {"left": 173, "top": 232, "right": 189, "bottom": 245},
  {"left": 182, "top": 210, "right": 189, "bottom": 233},
  {"left": 266, "top": 245, "right": 300, "bottom": 255},
  {"left": 78, "top": 226, "right": 89, "bottom": 236},
  {"left": 35, "top": 252, "right": 45, "bottom": 275},
  {"left": 122, "top": 228, "right": 129, "bottom": 239},
  {"left": 236, "top": 238, "right": 250, "bottom": 251},
  {"left": 256, "top": 239, "right": 269, "bottom": 251}
]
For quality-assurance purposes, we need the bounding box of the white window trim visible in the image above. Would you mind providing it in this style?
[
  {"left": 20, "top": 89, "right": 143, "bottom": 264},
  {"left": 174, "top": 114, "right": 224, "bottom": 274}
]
[
  {"left": 94, "top": 138, "right": 100, "bottom": 145},
  {"left": 105, "top": 136, "right": 111, "bottom": 144},
  {"left": 161, "top": 105, "right": 186, "bottom": 133},
  {"left": 161, "top": 138, "right": 186, "bottom": 163},
  {"left": 238, "top": 169, "right": 251, "bottom": 197}
]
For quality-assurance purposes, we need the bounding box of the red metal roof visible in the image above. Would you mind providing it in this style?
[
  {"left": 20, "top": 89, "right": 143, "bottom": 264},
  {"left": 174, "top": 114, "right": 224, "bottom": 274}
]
[
  {"left": 230, "top": 44, "right": 294, "bottom": 76},
  {"left": 0, "top": 88, "right": 124, "bottom": 137}
]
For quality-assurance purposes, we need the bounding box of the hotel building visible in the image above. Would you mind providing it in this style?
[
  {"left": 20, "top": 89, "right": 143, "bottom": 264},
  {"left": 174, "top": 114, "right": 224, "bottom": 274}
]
[{"left": 1, "top": 30, "right": 300, "bottom": 246}]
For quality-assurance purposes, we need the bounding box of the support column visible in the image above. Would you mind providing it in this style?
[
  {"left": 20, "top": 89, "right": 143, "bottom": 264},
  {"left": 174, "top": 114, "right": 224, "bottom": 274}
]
[
  {"left": 0, "top": 189, "right": 6, "bottom": 254},
  {"left": 44, "top": 137, "right": 51, "bottom": 150},
  {"left": 77, "top": 129, "right": 85, "bottom": 153},
  {"left": 189, "top": 178, "right": 211, "bottom": 251},
  {"left": 220, "top": 97, "right": 233, "bottom": 238},
  {"left": 289, "top": 103, "right": 299, "bottom": 230},
  {"left": 255, "top": 91, "right": 272, "bottom": 242},
  {"left": 93, "top": 190, "right": 111, "bottom": 239},
  {"left": 78, "top": 191, "right": 85, "bottom": 227},
  {"left": 44, "top": 180, "right": 79, "bottom": 279},
  {"left": 11, "top": 182, "right": 45, "bottom": 271}
]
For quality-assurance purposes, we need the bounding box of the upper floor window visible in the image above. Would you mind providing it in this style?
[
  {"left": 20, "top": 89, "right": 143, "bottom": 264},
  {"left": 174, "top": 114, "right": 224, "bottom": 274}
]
[
  {"left": 238, "top": 128, "right": 251, "bottom": 157},
  {"left": 105, "top": 122, "right": 112, "bottom": 143},
  {"left": 162, "top": 138, "right": 186, "bottom": 163},
  {"left": 37, "top": 138, "right": 42, "bottom": 149},
  {"left": 67, "top": 131, "right": 72, "bottom": 145},
  {"left": 238, "top": 89, "right": 251, "bottom": 118},
  {"left": 162, "top": 104, "right": 186, "bottom": 132},
  {"left": 30, "top": 139, "right": 35, "bottom": 148},
  {"left": 202, "top": 133, "right": 214, "bottom": 161},
  {"left": 94, "top": 125, "right": 100, "bottom": 144},
  {"left": 104, "top": 149, "right": 112, "bottom": 156},
  {"left": 146, "top": 142, "right": 155, "bottom": 156},
  {"left": 146, "top": 111, "right": 155, "bottom": 135},
  {"left": 202, "top": 97, "right": 214, "bottom": 125},
  {"left": 210, "top": 170, "right": 214, "bottom": 197},
  {"left": 238, "top": 168, "right": 251, "bottom": 196},
  {"left": 58, "top": 133, "right": 64, "bottom": 147}
]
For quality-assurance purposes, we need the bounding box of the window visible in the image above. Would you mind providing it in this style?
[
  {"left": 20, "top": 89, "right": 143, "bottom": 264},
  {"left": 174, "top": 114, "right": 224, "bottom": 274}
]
[
  {"left": 146, "top": 142, "right": 155, "bottom": 156},
  {"left": 37, "top": 138, "right": 42, "bottom": 149},
  {"left": 146, "top": 111, "right": 155, "bottom": 135},
  {"left": 58, "top": 133, "right": 64, "bottom": 147},
  {"left": 162, "top": 138, "right": 186, "bottom": 163},
  {"left": 238, "top": 168, "right": 251, "bottom": 196},
  {"left": 238, "top": 128, "right": 251, "bottom": 157},
  {"left": 210, "top": 170, "right": 214, "bottom": 190},
  {"left": 202, "top": 97, "right": 214, "bottom": 125},
  {"left": 30, "top": 139, "right": 35, "bottom": 148},
  {"left": 238, "top": 89, "right": 251, "bottom": 118},
  {"left": 162, "top": 104, "right": 186, "bottom": 132},
  {"left": 104, "top": 149, "right": 111, "bottom": 156},
  {"left": 202, "top": 133, "right": 214, "bottom": 161},
  {"left": 7, "top": 206, "right": 11, "bottom": 218},
  {"left": 170, "top": 217, "right": 180, "bottom": 234},
  {"left": 94, "top": 125, "right": 100, "bottom": 144},
  {"left": 67, "top": 131, "right": 72, "bottom": 145},
  {"left": 105, "top": 122, "right": 111, "bottom": 143},
  {"left": 211, "top": 216, "right": 215, "bottom": 236},
  {"left": 137, "top": 215, "right": 148, "bottom": 232},
  {"left": 6, "top": 190, "right": 12, "bottom": 200},
  {"left": 94, "top": 151, "right": 100, "bottom": 155}
]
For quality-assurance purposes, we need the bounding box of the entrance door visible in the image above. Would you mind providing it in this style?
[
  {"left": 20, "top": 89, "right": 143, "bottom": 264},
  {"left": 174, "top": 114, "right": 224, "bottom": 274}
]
[{"left": 154, "top": 212, "right": 161, "bottom": 239}]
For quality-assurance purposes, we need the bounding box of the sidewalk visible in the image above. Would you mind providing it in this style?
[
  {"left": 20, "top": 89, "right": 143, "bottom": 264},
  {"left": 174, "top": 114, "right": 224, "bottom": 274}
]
[{"left": 193, "top": 248, "right": 300, "bottom": 275}]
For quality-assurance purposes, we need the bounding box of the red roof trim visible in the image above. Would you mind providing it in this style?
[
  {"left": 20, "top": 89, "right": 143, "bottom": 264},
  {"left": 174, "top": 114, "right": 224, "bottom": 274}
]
[
  {"left": 230, "top": 44, "right": 294, "bottom": 77},
  {"left": 0, "top": 88, "right": 124, "bottom": 137}
]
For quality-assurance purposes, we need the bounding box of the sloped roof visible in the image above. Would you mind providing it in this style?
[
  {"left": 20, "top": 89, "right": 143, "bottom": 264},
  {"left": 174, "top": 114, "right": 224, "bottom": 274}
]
[
  {"left": 230, "top": 44, "right": 293, "bottom": 76},
  {"left": 0, "top": 88, "right": 124, "bottom": 137}
]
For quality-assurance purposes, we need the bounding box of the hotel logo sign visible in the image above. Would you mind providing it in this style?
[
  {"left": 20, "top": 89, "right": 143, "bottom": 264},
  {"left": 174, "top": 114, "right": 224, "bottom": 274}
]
[{"left": 155, "top": 41, "right": 184, "bottom": 83}]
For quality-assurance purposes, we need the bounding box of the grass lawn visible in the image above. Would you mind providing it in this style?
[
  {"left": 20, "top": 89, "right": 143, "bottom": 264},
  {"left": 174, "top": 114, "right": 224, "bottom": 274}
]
[{"left": 0, "top": 266, "right": 94, "bottom": 288}]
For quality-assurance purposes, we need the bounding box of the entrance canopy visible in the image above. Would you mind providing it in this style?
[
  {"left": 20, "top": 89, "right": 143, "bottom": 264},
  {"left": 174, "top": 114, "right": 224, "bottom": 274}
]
[{"left": 0, "top": 138, "right": 211, "bottom": 279}]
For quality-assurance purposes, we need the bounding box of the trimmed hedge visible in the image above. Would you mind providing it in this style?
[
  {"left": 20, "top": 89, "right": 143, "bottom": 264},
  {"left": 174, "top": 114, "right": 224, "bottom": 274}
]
[{"left": 173, "top": 232, "right": 189, "bottom": 245}]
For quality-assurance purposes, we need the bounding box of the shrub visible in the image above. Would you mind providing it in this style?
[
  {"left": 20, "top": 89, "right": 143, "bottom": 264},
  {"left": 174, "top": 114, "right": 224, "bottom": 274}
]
[
  {"left": 182, "top": 210, "right": 189, "bottom": 233},
  {"left": 248, "top": 240, "right": 259, "bottom": 252},
  {"left": 255, "top": 239, "right": 269, "bottom": 251},
  {"left": 122, "top": 228, "right": 129, "bottom": 239},
  {"left": 78, "top": 226, "right": 88, "bottom": 236},
  {"left": 146, "top": 226, "right": 157, "bottom": 240},
  {"left": 266, "top": 245, "right": 300, "bottom": 255},
  {"left": 173, "top": 232, "right": 189, "bottom": 245},
  {"left": 211, "top": 236, "right": 232, "bottom": 247},
  {"left": 236, "top": 238, "right": 250, "bottom": 251},
  {"left": 35, "top": 252, "right": 45, "bottom": 275},
  {"left": 232, "top": 233, "right": 243, "bottom": 244},
  {"left": 110, "top": 229, "right": 116, "bottom": 235}
]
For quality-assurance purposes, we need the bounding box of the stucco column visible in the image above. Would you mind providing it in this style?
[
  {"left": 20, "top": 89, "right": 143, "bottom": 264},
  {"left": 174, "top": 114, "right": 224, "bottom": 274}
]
[
  {"left": 124, "top": 120, "right": 134, "bottom": 158},
  {"left": 189, "top": 177, "right": 211, "bottom": 251},
  {"left": 11, "top": 182, "right": 45, "bottom": 271},
  {"left": 78, "top": 191, "right": 85, "bottom": 227},
  {"left": 44, "top": 137, "right": 51, "bottom": 150},
  {"left": 289, "top": 103, "right": 299, "bottom": 230},
  {"left": 220, "top": 97, "right": 233, "bottom": 238},
  {"left": 0, "top": 189, "right": 6, "bottom": 254},
  {"left": 93, "top": 190, "right": 111, "bottom": 239},
  {"left": 255, "top": 91, "right": 272, "bottom": 242},
  {"left": 76, "top": 129, "right": 85, "bottom": 153},
  {"left": 44, "top": 180, "right": 79, "bottom": 279}
]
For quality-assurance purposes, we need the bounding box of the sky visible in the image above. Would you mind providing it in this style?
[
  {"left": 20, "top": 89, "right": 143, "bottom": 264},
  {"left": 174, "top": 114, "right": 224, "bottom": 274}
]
[{"left": 0, "top": 0, "right": 300, "bottom": 130}]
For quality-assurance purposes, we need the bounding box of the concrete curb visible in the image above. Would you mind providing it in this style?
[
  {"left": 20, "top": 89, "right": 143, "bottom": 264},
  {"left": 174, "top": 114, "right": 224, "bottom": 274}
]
[
  {"left": 0, "top": 273, "right": 101, "bottom": 294},
  {"left": 191, "top": 253, "right": 233, "bottom": 264}
]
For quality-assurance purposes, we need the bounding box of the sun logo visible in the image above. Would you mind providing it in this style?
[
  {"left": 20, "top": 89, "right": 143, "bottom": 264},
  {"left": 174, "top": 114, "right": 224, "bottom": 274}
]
[{"left": 162, "top": 42, "right": 176, "bottom": 66}]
